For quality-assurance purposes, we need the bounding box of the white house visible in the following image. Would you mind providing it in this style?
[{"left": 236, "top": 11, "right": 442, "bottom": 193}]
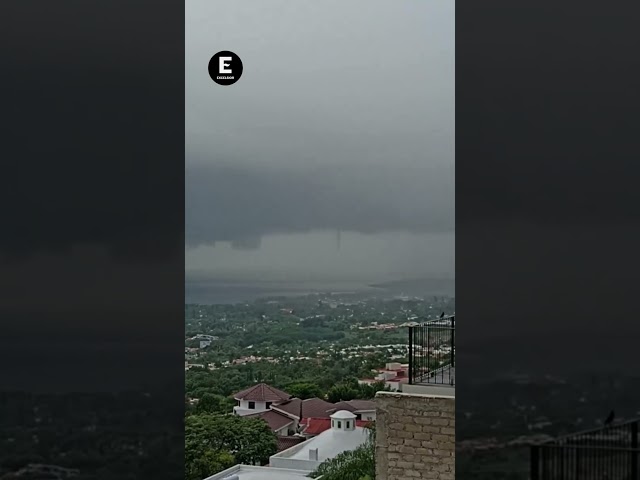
[
  {"left": 269, "top": 410, "right": 369, "bottom": 471},
  {"left": 232, "top": 383, "right": 291, "bottom": 416},
  {"left": 330, "top": 400, "right": 377, "bottom": 422},
  {"left": 357, "top": 362, "right": 409, "bottom": 392},
  {"left": 244, "top": 410, "right": 296, "bottom": 437}
]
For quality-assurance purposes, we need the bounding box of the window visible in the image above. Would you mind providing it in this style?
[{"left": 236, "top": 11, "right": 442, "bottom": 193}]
[
  {"left": 248, "top": 401, "right": 255, "bottom": 409},
  {"left": 346, "top": 421, "right": 350, "bottom": 428},
  {"left": 337, "top": 421, "right": 342, "bottom": 428},
  {"left": 266, "top": 402, "right": 272, "bottom": 409}
]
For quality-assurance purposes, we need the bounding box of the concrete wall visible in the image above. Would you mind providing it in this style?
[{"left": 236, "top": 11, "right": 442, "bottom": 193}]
[
  {"left": 401, "top": 384, "right": 455, "bottom": 397},
  {"left": 375, "top": 391, "right": 454, "bottom": 480},
  {"left": 360, "top": 411, "right": 376, "bottom": 421},
  {"left": 269, "top": 436, "right": 319, "bottom": 472}
]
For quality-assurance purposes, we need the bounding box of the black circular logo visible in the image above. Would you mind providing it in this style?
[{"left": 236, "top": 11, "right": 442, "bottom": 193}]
[{"left": 208, "top": 51, "right": 243, "bottom": 86}]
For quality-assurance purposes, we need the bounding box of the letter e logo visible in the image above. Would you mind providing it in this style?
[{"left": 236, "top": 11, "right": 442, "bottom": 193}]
[
  {"left": 219, "top": 57, "right": 232, "bottom": 74},
  {"left": 208, "top": 51, "right": 243, "bottom": 86}
]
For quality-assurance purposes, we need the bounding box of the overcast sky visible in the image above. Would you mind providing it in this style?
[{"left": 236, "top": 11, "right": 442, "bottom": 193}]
[{"left": 186, "top": 0, "right": 454, "bottom": 281}]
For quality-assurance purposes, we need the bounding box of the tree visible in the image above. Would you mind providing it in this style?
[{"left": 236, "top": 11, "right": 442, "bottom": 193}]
[
  {"left": 194, "top": 393, "right": 233, "bottom": 415},
  {"left": 185, "top": 414, "right": 277, "bottom": 479},
  {"left": 287, "top": 382, "right": 324, "bottom": 400},
  {"left": 185, "top": 447, "right": 235, "bottom": 480},
  {"left": 357, "top": 381, "right": 391, "bottom": 400},
  {"left": 326, "top": 380, "right": 388, "bottom": 403},
  {"left": 327, "top": 384, "right": 359, "bottom": 403}
]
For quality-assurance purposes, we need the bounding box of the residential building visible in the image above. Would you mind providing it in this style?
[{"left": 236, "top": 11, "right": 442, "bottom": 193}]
[
  {"left": 203, "top": 411, "right": 369, "bottom": 479},
  {"left": 244, "top": 410, "right": 296, "bottom": 437},
  {"left": 231, "top": 384, "right": 375, "bottom": 431},
  {"left": 358, "top": 362, "right": 409, "bottom": 392},
  {"left": 272, "top": 397, "right": 335, "bottom": 421},
  {"left": 270, "top": 410, "right": 369, "bottom": 471},
  {"left": 329, "top": 399, "right": 377, "bottom": 421},
  {"left": 300, "top": 417, "right": 371, "bottom": 437},
  {"left": 232, "top": 383, "right": 291, "bottom": 416}
]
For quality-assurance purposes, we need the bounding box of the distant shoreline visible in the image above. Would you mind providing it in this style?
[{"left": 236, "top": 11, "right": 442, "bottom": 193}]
[
  {"left": 368, "top": 277, "right": 455, "bottom": 296},
  {"left": 185, "top": 277, "right": 454, "bottom": 305}
]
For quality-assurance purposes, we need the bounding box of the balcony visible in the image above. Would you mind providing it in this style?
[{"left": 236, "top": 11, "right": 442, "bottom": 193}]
[
  {"left": 531, "top": 419, "right": 640, "bottom": 480},
  {"left": 407, "top": 316, "right": 455, "bottom": 393}
]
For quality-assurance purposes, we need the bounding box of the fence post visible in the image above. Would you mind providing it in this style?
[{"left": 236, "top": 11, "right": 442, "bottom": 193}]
[
  {"left": 408, "top": 327, "right": 414, "bottom": 385},
  {"left": 450, "top": 315, "right": 455, "bottom": 368},
  {"left": 632, "top": 421, "right": 638, "bottom": 479},
  {"left": 531, "top": 445, "right": 540, "bottom": 480},
  {"left": 427, "top": 325, "right": 431, "bottom": 377}
]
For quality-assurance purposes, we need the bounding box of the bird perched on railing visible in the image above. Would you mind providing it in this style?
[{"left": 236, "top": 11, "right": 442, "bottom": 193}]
[
  {"left": 604, "top": 410, "right": 615, "bottom": 426},
  {"left": 440, "top": 312, "right": 445, "bottom": 319}
]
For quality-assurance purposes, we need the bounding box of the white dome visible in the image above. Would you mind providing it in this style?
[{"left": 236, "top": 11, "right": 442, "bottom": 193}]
[{"left": 330, "top": 410, "right": 357, "bottom": 420}]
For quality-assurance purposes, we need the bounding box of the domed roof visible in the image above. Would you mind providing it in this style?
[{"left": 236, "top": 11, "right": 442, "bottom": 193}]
[{"left": 330, "top": 409, "right": 357, "bottom": 420}]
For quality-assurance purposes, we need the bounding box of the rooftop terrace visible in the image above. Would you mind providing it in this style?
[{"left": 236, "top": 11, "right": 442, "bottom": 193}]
[{"left": 408, "top": 316, "right": 455, "bottom": 389}]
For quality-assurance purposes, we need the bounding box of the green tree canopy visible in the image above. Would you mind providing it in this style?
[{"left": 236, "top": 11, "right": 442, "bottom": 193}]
[
  {"left": 186, "top": 449, "right": 235, "bottom": 480},
  {"left": 287, "top": 382, "right": 325, "bottom": 400},
  {"left": 326, "top": 381, "right": 389, "bottom": 403},
  {"left": 193, "top": 393, "right": 234, "bottom": 415},
  {"left": 185, "top": 414, "right": 277, "bottom": 480}
]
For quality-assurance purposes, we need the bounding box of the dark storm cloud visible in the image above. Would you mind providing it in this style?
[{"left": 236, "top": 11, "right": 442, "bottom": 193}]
[
  {"left": 185, "top": 0, "right": 455, "bottom": 246},
  {"left": 186, "top": 162, "right": 454, "bottom": 247}
]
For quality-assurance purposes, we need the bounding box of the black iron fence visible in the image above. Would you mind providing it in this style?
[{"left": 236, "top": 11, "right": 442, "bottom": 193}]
[
  {"left": 531, "top": 420, "right": 640, "bottom": 480},
  {"left": 408, "top": 316, "right": 455, "bottom": 386}
]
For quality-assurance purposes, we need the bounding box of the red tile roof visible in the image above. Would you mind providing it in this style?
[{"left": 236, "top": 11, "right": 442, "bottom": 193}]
[
  {"left": 276, "top": 435, "right": 306, "bottom": 452},
  {"left": 302, "top": 417, "right": 371, "bottom": 436},
  {"left": 233, "top": 383, "right": 291, "bottom": 402},
  {"left": 272, "top": 398, "right": 301, "bottom": 418},
  {"left": 273, "top": 397, "right": 335, "bottom": 419},
  {"left": 245, "top": 410, "right": 294, "bottom": 432},
  {"left": 345, "top": 399, "right": 376, "bottom": 411},
  {"left": 329, "top": 399, "right": 376, "bottom": 413}
]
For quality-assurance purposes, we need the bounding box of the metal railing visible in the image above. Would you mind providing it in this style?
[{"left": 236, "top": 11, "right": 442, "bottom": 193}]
[
  {"left": 531, "top": 419, "right": 640, "bottom": 480},
  {"left": 408, "top": 315, "right": 455, "bottom": 386}
]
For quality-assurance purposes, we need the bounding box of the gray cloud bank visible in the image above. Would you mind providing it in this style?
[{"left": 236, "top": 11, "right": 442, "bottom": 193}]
[
  {"left": 186, "top": 0, "right": 454, "bottom": 249},
  {"left": 186, "top": 161, "right": 454, "bottom": 248}
]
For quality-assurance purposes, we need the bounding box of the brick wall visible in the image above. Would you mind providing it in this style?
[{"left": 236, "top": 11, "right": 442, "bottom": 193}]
[{"left": 375, "top": 391, "right": 455, "bottom": 480}]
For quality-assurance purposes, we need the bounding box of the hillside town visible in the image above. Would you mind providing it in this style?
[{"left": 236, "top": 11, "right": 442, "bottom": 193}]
[{"left": 185, "top": 292, "right": 456, "bottom": 479}]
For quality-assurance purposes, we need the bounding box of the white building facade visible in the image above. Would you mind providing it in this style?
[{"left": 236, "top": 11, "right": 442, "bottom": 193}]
[{"left": 270, "top": 410, "right": 369, "bottom": 471}]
